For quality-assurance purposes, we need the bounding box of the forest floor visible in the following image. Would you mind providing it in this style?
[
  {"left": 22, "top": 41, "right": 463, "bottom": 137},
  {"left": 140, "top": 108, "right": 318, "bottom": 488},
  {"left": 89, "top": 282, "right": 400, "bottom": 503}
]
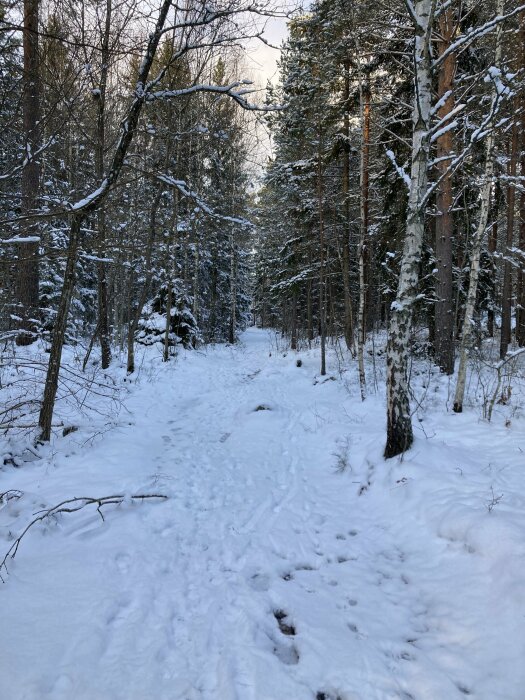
[{"left": 1, "top": 328, "right": 525, "bottom": 700}]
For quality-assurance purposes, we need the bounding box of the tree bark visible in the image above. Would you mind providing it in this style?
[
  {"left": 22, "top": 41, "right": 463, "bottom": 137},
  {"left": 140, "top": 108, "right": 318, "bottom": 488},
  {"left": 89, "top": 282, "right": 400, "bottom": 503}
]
[
  {"left": 341, "top": 60, "right": 355, "bottom": 353},
  {"left": 95, "top": 0, "right": 113, "bottom": 369},
  {"left": 357, "top": 75, "right": 370, "bottom": 400},
  {"left": 434, "top": 6, "right": 456, "bottom": 374},
  {"left": 487, "top": 183, "right": 501, "bottom": 338},
  {"left": 385, "top": 0, "right": 434, "bottom": 458},
  {"left": 517, "top": 11, "right": 525, "bottom": 346},
  {"left": 500, "top": 114, "right": 519, "bottom": 358},
  {"left": 318, "top": 132, "right": 326, "bottom": 376},
  {"left": 453, "top": 0, "right": 504, "bottom": 413},
  {"left": 17, "top": 0, "right": 41, "bottom": 346}
]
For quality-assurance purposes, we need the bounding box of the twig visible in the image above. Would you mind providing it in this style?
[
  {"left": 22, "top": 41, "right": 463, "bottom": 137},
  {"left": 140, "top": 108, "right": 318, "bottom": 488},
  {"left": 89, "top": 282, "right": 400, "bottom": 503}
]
[{"left": 0, "top": 493, "right": 167, "bottom": 582}]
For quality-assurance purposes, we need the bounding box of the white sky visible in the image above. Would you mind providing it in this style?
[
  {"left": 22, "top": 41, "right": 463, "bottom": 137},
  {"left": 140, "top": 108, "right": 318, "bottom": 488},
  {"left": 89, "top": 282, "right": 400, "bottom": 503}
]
[{"left": 244, "top": 15, "right": 289, "bottom": 88}]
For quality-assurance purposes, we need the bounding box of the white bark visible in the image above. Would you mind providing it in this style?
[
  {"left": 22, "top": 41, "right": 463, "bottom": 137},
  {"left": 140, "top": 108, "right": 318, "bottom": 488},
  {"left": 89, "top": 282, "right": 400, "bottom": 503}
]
[
  {"left": 453, "top": 0, "right": 505, "bottom": 413},
  {"left": 385, "top": 0, "right": 434, "bottom": 458}
]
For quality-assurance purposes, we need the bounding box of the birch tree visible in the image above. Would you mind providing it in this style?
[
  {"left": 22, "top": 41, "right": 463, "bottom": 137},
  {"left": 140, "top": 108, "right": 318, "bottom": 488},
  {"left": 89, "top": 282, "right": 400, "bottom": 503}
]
[
  {"left": 384, "top": 0, "right": 435, "bottom": 458},
  {"left": 453, "top": 0, "right": 506, "bottom": 413}
]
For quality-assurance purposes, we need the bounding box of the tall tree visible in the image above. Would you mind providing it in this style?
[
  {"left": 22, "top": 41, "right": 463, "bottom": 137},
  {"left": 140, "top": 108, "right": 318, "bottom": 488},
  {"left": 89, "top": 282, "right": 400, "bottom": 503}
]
[
  {"left": 16, "top": 0, "right": 41, "bottom": 345},
  {"left": 434, "top": 4, "right": 457, "bottom": 375},
  {"left": 384, "top": 0, "right": 434, "bottom": 458}
]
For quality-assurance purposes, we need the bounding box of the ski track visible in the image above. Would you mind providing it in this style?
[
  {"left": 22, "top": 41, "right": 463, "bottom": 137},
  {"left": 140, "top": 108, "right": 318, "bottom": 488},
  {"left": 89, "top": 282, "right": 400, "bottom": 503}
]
[{"left": 1, "top": 329, "right": 525, "bottom": 699}]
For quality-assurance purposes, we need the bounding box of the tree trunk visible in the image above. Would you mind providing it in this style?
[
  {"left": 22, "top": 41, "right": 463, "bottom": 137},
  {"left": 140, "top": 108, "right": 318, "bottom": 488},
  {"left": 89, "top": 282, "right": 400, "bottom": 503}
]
[
  {"left": 38, "top": 216, "right": 82, "bottom": 439},
  {"left": 385, "top": 0, "right": 434, "bottom": 458},
  {"left": 318, "top": 139, "right": 326, "bottom": 376},
  {"left": 341, "top": 60, "right": 354, "bottom": 353},
  {"left": 127, "top": 184, "right": 161, "bottom": 373},
  {"left": 164, "top": 190, "right": 178, "bottom": 362},
  {"left": 518, "top": 32, "right": 525, "bottom": 346},
  {"left": 453, "top": 0, "right": 504, "bottom": 413},
  {"left": 17, "top": 0, "right": 41, "bottom": 346},
  {"left": 95, "top": 0, "right": 113, "bottom": 369},
  {"left": 487, "top": 183, "right": 501, "bottom": 338},
  {"left": 38, "top": 0, "right": 172, "bottom": 440},
  {"left": 500, "top": 115, "right": 519, "bottom": 358},
  {"left": 434, "top": 6, "right": 456, "bottom": 374},
  {"left": 357, "top": 76, "right": 370, "bottom": 400},
  {"left": 229, "top": 226, "right": 237, "bottom": 344}
]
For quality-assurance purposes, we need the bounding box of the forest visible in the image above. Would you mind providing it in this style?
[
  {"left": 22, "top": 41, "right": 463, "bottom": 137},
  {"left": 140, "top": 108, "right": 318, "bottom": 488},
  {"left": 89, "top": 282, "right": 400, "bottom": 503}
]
[{"left": 1, "top": 0, "right": 525, "bottom": 698}]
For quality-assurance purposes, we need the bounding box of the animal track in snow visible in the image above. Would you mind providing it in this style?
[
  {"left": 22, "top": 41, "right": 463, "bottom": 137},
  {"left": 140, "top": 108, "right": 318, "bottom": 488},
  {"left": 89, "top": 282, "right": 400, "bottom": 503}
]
[{"left": 273, "top": 609, "right": 296, "bottom": 636}]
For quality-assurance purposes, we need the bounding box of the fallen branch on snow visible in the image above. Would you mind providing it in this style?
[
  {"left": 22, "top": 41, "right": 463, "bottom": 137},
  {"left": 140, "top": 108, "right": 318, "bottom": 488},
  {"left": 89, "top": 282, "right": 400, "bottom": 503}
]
[{"left": 0, "top": 493, "right": 168, "bottom": 582}]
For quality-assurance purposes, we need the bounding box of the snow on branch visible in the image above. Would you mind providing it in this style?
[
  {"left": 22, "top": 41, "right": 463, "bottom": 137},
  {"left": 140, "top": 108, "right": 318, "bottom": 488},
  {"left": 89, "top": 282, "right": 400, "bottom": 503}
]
[
  {"left": 148, "top": 81, "right": 281, "bottom": 112},
  {"left": 434, "top": 4, "right": 525, "bottom": 68},
  {"left": 0, "top": 136, "right": 55, "bottom": 182},
  {"left": 385, "top": 149, "right": 411, "bottom": 190},
  {"left": 156, "top": 174, "right": 252, "bottom": 226},
  {"left": 1, "top": 237, "right": 41, "bottom": 244}
]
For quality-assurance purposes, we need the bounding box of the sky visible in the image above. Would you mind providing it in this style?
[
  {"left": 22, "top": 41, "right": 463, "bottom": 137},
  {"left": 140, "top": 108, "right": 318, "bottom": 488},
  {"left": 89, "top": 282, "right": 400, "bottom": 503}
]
[{"left": 245, "top": 15, "right": 290, "bottom": 88}]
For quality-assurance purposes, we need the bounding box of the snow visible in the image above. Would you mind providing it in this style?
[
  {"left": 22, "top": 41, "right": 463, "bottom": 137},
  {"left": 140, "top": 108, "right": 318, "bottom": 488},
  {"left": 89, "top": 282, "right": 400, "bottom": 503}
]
[
  {"left": 385, "top": 150, "right": 411, "bottom": 189},
  {"left": 1, "top": 329, "right": 525, "bottom": 699},
  {"left": 1, "top": 236, "right": 41, "bottom": 244},
  {"left": 70, "top": 179, "right": 108, "bottom": 211}
]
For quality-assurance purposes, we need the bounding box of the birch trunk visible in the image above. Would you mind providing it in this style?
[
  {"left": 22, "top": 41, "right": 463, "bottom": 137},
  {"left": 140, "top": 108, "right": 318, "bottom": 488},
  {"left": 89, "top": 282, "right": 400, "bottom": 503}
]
[
  {"left": 500, "top": 115, "right": 518, "bottom": 358},
  {"left": 384, "top": 0, "right": 434, "bottom": 458},
  {"left": 487, "top": 184, "right": 500, "bottom": 338},
  {"left": 453, "top": 0, "right": 504, "bottom": 413}
]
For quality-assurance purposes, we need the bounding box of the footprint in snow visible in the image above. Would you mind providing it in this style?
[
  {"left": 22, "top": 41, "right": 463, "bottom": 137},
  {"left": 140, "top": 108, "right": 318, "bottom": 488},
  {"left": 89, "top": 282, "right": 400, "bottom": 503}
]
[
  {"left": 456, "top": 683, "right": 472, "bottom": 695},
  {"left": 294, "top": 563, "right": 317, "bottom": 573},
  {"left": 273, "top": 609, "right": 296, "bottom": 636}
]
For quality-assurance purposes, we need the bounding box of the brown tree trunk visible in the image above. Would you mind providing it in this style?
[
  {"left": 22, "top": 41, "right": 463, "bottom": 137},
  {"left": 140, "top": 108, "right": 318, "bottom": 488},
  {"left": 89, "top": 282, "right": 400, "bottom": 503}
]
[
  {"left": 341, "top": 61, "right": 354, "bottom": 352},
  {"left": 434, "top": 6, "right": 456, "bottom": 374},
  {"left": 17, "top": 0, "right": 41, "bottom": 346},
  {"left": 318, "top": 134, "right": 326, "bottom": 376},
  {"left": 95, "top": 0, "right": 112, "bottom": 369},
  {"left": 357, "top": 77, "right": 370, "bottom": 399}
]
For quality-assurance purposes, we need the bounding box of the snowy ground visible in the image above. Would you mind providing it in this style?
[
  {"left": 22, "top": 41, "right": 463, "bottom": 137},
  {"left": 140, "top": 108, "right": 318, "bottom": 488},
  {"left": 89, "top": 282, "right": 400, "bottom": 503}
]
[{"left": 1, "top": 328, "right": 525, "bottom": 700}]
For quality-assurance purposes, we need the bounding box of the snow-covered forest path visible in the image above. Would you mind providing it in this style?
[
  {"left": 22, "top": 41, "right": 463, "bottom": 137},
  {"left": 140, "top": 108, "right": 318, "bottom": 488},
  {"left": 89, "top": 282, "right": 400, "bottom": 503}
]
[{"left": 1, "top": 329, "right": 525, "bottom": 700}]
